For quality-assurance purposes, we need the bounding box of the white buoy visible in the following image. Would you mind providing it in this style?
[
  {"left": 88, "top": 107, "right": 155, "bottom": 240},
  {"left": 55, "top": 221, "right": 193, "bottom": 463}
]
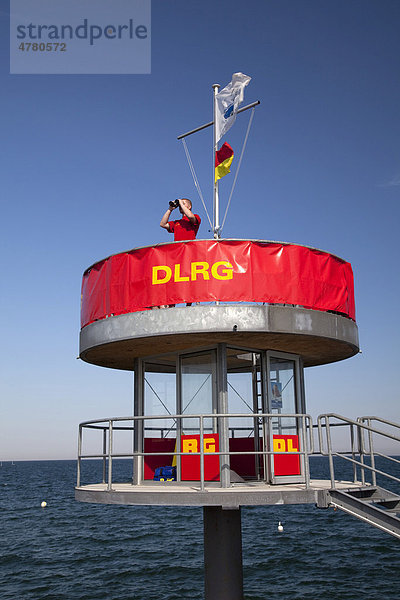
[
  {"left": 277, "top": 521, "right": 283, "bottom": 532},
  {"left": 41, "top": 501, "right": 47, "bottom": 508}
]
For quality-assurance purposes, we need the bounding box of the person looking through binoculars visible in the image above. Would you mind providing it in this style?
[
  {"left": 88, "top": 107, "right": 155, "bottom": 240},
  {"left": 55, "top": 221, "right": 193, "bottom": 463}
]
[{"left": 160, "top": 198, "right": 201, "bottom": 241}]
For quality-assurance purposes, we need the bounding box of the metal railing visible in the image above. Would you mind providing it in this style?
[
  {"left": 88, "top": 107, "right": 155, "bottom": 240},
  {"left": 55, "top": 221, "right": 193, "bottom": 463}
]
[
  {"left": 318, "top": 413, "right": 400, "bottom": 489},
  {"left": 77, "top": 412, "right": 313, "bottom": 491}
]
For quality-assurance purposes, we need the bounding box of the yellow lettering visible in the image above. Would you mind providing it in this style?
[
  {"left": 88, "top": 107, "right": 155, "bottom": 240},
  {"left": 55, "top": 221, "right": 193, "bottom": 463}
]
[
  {"left": 191, "top": 261, "right": 210, "bottom": 281},
  {"left": 204, "top": 438, "right": 216, "bottom": 453},
  {"left": 152, "top": 265, "right": 172, "bottom": 285},
  {"left": 174, "top": 264, "right": 189, "bottom": 282},
  {"left": 182, "top": 439, "right": 198, "bottom": 453},
  {"left": 287, "top": 439, "right": 299, "bottom": 453},
  {"left": 211, "top": 261, "right": 233, "bottom": 280},
  {"left": 273, "top": 439, "right": 286, "bottom": 452},
  {"left": 152, "top": 260, "right": 235, "bottom": 285}
]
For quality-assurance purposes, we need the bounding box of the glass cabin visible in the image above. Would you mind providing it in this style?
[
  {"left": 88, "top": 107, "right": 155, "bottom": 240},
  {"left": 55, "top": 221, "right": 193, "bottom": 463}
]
[{"left": 134, "top": 344, "right": 306, "bottom": 487}]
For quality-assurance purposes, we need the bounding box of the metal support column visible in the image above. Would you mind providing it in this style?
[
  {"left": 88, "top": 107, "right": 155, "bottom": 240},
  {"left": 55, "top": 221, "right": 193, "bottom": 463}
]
[
  {"left": 217, "top": 343, "right": 230, "bottom": 487},
  {"left": 203, "top": 506, "right": 244, "bottom": 600},
  {"left": 251, "top": 353, "right": 261, "bottom": 480},
  {"left": 133, "top": 357, "right": 144, "bottom": 485}
]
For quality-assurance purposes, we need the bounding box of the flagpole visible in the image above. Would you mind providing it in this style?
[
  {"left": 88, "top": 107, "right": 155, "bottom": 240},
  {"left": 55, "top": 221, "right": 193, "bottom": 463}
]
[{"left": 212, "top": 83, "right": 220, "bottom": 239}]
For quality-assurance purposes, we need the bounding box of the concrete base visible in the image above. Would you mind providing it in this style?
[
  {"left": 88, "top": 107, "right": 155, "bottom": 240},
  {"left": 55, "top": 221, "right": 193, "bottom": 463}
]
[{"left": 204, "top": 507, "right": 243, "bottom": 600}]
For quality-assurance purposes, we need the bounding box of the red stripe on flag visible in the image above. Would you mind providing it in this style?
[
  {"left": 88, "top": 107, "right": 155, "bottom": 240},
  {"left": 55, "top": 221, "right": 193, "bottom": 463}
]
[{"left": 215, "top": 142, "right": 234, "bottom": 167}]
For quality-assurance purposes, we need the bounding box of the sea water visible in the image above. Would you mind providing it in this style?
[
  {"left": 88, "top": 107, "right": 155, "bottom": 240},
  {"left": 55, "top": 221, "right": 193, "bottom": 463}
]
[{"left": 1, "top": 458, "right": 399, "bottom": 599}]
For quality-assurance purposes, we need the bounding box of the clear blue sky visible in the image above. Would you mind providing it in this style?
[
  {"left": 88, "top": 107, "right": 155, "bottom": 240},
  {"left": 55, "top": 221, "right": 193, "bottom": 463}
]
[{"left": 1, "top": 0, "right": 400, "bottom": 459}]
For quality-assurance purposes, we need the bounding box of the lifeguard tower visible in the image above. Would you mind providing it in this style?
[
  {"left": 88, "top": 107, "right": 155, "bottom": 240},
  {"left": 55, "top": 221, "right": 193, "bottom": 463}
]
[{"left": 75, "top": 79, "right": 400, "bottom": 600}]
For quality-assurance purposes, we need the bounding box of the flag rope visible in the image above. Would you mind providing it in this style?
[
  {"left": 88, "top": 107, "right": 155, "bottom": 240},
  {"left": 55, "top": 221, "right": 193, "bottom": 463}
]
[
  {"left": 181, "top": 138, "right": 213, "bottom": 228},
  {"left": 221, "top": 107, "right": 255, "bottom": 232}
]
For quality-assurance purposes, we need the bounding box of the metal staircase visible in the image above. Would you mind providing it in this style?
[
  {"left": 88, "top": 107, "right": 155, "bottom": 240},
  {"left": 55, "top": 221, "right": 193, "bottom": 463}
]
[
  {"left": 318, "top": 486, "right": 400, "bottom": 539},
  {"left": 316, "top": 415, "right": 400, "bottom": 539}
]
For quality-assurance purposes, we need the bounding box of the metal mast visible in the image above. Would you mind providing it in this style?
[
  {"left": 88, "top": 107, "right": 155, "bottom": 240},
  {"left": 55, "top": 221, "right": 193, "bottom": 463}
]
[{"left": 212, "top": 83, "right": 220, "bottom": 239}]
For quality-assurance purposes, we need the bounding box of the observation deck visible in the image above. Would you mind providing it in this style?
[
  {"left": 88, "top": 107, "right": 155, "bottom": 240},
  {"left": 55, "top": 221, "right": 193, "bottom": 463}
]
[{"left": 75, "top": 412, "right": 400, "bottom": 539}]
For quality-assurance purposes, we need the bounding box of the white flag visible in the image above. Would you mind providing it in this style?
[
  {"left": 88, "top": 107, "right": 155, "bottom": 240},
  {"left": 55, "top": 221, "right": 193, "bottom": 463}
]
[{"left": 215, "top": 72, "right": 251, "bottom": 143}]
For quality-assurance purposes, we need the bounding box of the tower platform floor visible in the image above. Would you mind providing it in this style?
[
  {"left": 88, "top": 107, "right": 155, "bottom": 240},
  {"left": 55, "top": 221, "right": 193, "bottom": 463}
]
[
  {"left": 75, "top": 479, "right": 367, "bottom": 508},
  {"left": 80, "top": 304, "right": 359, "bottom": 369}
]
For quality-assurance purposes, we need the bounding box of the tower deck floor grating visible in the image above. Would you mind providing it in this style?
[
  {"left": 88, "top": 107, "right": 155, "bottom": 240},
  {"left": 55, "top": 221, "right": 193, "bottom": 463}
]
[{"left": 75, "top": 479, "right": 368, "bottom": 508}]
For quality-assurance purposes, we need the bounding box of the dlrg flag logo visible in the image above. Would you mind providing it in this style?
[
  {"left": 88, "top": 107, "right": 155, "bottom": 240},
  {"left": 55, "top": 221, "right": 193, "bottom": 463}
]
[
  {"left": 273, "top": 435, "right": 301, "bottom": 476},
  {"left": 180, "top": 434, "right": 220, "bottom": 481}
]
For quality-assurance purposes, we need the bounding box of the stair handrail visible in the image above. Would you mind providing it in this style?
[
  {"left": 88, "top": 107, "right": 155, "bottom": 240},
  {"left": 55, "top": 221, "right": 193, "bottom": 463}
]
[
  {"left": 358, "top": 416, "right": 400, "bottom": 486},
  {"left": 318, "top": 413, "right": 400, "bottom": 489},
  {"left": 358, "top": 415, "right": 400, "bottom": 430}
]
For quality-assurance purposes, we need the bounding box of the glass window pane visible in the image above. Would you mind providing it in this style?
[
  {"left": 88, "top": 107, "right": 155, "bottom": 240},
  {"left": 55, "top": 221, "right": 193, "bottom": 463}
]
[
  {"left": 270, "top": 357, "right": 297, "bottom": 435},
  {"left": 181, "top": 351, "right": 216, "bottom": 434},
  {"left": 227, "top": 350, "right": 261, "bottom": 438},
  {"left": 227, "top": 350, "right": 264, "bottom": 481},
  {"left": 144, "top": 363, "right": 176, "bottom": 438}
]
